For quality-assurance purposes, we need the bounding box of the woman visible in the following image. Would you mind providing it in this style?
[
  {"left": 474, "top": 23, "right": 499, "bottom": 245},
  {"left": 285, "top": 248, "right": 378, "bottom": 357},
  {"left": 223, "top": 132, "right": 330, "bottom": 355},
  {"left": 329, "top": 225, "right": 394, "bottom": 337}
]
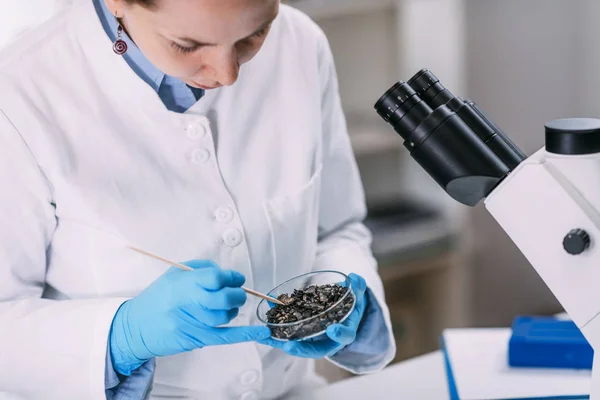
[{"left": 0, "top": 0, "right": 395, "bottom": 398}]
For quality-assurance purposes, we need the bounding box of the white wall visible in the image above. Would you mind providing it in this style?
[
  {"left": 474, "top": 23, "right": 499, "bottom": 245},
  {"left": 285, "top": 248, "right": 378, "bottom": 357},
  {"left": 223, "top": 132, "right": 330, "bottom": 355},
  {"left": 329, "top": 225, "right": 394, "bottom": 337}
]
[
  {"left": 579, "top": 0, "right": 600, "bottom": 117},
  {"left": 318, "top": 9, "right": 399, "bottom": 116}
]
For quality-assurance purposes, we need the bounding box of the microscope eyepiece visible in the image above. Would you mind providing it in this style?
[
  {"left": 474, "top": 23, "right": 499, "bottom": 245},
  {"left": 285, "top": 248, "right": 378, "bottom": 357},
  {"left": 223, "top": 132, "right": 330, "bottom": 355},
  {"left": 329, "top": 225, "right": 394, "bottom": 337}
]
[
  {"left": 407, "top": 69, "right": 455, "bottom": 109},
  {"left": 374, "top": 69, "right": 527, "bottom": 206},
  {"left": 375, "top": 81, "right": 433, "bottom": 143},
  {"left": 375, "top": 82, "right": 418, "bottom": 122}
]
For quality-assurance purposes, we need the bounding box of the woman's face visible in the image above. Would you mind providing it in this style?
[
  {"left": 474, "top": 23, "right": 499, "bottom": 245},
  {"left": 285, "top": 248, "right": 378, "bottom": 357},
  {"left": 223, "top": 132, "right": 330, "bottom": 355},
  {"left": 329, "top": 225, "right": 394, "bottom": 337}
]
[{"left": 107, "top": 0, "right": 279, "bottom": 89}]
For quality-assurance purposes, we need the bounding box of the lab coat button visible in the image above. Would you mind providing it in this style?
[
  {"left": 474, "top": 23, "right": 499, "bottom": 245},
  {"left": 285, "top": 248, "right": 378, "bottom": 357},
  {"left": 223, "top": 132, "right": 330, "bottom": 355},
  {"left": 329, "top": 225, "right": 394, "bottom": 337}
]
[
  {"left": 240, "top": 370, "right": 259, "bottom": 385},
  {"left": 223, "top": 229, "right": 243, "bottom": 247},
  {"left": 186, "top": 123, "right": 207, "bottom": 140},
  {"left": 240, "top": 391, "right": 258, "bottom": 400},
  {"left": 190, "top": 148, "right": 210, "bottom": 164},
  {"left": 214, "top": 207, "right": 234, "bottom": 223}
]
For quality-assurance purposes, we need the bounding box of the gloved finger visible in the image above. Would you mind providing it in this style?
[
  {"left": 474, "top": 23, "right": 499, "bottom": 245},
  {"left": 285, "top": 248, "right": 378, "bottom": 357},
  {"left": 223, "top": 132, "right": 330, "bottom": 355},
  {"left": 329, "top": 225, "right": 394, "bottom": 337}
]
[
  {"left": 342, "top": 288, "right": 367, "bottom": 329},
  {"left": 187, "top": 308, "right": 239, "bottom": 327},
  {"left": 348, "top": 273, "right": 367, "bottom": 297},
  {"left": 181, "top": 259, "right": 220, "bottom": 270},
  {"left": 340, "top": 274, "right": 368, "bottom": 327},
  {"left": 323, "top": 286, "right": 366, "bottom": 344},
  {"left": 325, "top": 323, "right": 356, "bottom": 346},
  {"left": 195, "top": 267, "right": 246, "bottom": 290},
  {"left": 282, "top": 338, "right": 341, "bottom": 359},
  {"left": 257, "top": 337, "right": 286, "bottom": 349},
  {"left": 203, "top": 326, "right": 273, "bottom": 345},
  {"left": 196, "top": 287, "right": 247, "bottom": 310}
]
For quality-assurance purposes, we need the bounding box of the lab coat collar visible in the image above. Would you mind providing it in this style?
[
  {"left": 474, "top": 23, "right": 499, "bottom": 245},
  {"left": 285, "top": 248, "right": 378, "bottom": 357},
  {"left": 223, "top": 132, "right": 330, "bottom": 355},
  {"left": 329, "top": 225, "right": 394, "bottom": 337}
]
[{"left": 69, "top": 0, "right": 219, "bottom": 117}]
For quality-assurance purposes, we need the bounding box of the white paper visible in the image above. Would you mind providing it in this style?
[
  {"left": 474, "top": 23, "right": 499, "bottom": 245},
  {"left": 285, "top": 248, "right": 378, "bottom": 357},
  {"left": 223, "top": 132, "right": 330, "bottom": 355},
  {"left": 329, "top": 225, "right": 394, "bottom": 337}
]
[{"left": 444, "top": 328, "right": 591, "bottom": 400}]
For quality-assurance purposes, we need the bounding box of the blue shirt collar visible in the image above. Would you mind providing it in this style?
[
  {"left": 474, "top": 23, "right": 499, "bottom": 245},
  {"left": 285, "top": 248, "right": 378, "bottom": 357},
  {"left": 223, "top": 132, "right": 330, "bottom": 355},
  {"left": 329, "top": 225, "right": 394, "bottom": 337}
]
[{"left": 93, "top": 0, "right": 165, "bottom": 91}]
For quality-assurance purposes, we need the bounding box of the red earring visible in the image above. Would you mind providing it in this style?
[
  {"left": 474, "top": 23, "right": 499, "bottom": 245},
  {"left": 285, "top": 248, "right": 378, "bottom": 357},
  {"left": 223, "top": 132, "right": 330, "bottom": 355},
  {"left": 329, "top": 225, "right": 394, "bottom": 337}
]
[{"left": 113, "top": 25, "right": 128, "bottom": 55}]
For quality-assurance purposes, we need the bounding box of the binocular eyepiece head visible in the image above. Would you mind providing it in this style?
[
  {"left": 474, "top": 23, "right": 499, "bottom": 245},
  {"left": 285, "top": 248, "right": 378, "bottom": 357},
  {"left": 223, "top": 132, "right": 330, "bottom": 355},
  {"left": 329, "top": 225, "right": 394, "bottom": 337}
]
[{"left": 374, "top": 69, "right": 526, "bottom": 206}]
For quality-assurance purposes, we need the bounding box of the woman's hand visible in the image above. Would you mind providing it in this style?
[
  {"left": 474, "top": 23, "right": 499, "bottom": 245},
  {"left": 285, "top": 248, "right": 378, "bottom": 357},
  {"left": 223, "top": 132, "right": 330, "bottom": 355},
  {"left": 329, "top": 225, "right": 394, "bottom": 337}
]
[{"left": 109, "top": 260, "right": 271, "bottom": 376}]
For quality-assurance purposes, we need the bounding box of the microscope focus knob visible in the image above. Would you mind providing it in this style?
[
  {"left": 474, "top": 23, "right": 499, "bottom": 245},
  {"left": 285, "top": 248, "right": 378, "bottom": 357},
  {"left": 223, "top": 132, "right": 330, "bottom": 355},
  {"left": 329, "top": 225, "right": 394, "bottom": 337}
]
[{"left": 563, "top": 229, "right": 591, "bottom": 255}]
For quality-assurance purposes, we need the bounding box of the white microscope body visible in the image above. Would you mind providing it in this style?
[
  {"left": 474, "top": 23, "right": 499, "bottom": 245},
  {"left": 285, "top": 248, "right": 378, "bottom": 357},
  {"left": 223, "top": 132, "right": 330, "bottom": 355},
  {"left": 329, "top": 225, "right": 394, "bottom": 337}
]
[
  {"left": 375, "top": 69, "right": 600, "bottom": 397},
  {"left": 486, "top": 146, "right": 600, "bottom": 397}
]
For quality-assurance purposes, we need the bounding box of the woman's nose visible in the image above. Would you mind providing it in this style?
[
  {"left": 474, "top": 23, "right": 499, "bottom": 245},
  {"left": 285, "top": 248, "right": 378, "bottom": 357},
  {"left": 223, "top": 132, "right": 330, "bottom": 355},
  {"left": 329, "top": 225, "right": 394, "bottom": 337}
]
[{"left": 212, "top": 48, "right": 240, "bottom": 87}]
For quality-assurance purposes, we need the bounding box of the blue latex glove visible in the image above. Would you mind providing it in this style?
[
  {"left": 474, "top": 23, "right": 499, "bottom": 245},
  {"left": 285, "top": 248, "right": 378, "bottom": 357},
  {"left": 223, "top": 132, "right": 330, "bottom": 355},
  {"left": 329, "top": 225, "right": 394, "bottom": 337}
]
[
  {"left": 110, "top": 260, "right": 271, "bottom": 376},
  {"left": 259, "top": 273, "right": 368, "bottom": 358}
]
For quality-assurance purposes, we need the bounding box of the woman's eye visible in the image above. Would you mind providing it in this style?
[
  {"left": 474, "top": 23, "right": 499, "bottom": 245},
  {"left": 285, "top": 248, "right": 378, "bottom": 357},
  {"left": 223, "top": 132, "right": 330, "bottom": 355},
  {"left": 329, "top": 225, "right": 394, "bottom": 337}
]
[
  {"left": 171, "top": 42, "right": 199, "bottom": 54},
  {"left": 170, "top": 25, "right": 270, "bottom": 54},
  {"left": 238, "top": 26, "right": 271, "bottom": 49},
  {"left": 252, "top": 27, "right": 269, "bottom": 39}
]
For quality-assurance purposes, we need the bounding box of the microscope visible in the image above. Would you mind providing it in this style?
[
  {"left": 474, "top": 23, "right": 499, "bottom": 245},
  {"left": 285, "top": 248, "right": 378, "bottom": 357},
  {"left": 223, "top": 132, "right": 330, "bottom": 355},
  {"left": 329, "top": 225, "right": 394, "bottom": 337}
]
[{"left": 374, "top": 69, "right": 600, "bottom": 397}]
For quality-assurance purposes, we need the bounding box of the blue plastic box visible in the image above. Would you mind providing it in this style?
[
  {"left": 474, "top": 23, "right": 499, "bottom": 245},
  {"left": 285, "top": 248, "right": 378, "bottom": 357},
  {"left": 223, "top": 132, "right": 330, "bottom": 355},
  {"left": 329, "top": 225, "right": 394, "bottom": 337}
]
[{"left": 509, "top": 316, "right": 594, "bottom": 370}]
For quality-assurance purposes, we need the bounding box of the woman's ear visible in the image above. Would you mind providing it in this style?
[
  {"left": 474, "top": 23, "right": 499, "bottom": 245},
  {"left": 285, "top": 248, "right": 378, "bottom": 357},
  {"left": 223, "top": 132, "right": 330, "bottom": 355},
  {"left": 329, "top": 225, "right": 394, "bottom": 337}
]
[{"left": 104, "top": 0, "right": 123, "bottom": 17}]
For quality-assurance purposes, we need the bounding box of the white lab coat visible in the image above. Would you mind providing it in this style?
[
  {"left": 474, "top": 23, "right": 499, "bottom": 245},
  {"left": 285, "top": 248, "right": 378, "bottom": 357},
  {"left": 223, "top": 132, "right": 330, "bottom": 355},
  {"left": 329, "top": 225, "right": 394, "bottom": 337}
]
[
  {"left": 0, "top": 0, "right": 67, "bottom": 48},
  {"left": 0, "top": 0, "right": 395, "bottom": 399}
]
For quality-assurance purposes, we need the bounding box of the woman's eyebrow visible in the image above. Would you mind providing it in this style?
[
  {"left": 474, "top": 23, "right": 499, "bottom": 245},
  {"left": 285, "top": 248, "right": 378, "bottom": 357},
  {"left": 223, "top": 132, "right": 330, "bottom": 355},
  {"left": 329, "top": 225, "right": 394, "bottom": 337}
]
[{"left": 174, "top": 16, "right": 277, "bottom": 47}]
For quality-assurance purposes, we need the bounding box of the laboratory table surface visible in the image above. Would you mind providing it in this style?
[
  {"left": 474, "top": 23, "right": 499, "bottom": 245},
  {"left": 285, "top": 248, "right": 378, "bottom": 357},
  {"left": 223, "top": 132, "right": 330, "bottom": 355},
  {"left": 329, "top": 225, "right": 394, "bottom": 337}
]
[{"left": 289, "top": 351, "right": 450, "bottom": 399}]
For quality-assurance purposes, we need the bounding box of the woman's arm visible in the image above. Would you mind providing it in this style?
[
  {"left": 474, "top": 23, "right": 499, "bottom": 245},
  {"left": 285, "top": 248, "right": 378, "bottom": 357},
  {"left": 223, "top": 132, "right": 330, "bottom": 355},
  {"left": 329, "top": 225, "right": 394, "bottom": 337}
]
[{"left": 0, "top": 110, "right": 131, "bottom": 399}]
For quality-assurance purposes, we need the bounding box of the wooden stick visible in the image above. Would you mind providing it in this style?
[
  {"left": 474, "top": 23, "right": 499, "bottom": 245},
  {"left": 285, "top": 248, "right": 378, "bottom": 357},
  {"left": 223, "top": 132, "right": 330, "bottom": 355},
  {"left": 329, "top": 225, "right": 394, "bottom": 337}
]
[{"left": 128, "top": 246, "right": 285, "bottom": 306}]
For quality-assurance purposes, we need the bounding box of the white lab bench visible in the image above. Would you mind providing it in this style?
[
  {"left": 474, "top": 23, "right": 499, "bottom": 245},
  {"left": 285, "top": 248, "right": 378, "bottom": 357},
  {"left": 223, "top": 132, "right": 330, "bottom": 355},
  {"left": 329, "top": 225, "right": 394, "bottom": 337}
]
[
  {"left": 298, "top": 313, "right": 573, "bottom": 399},
  {"left": 291, "top": 351, "right": 450, "bottom": 399}
]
